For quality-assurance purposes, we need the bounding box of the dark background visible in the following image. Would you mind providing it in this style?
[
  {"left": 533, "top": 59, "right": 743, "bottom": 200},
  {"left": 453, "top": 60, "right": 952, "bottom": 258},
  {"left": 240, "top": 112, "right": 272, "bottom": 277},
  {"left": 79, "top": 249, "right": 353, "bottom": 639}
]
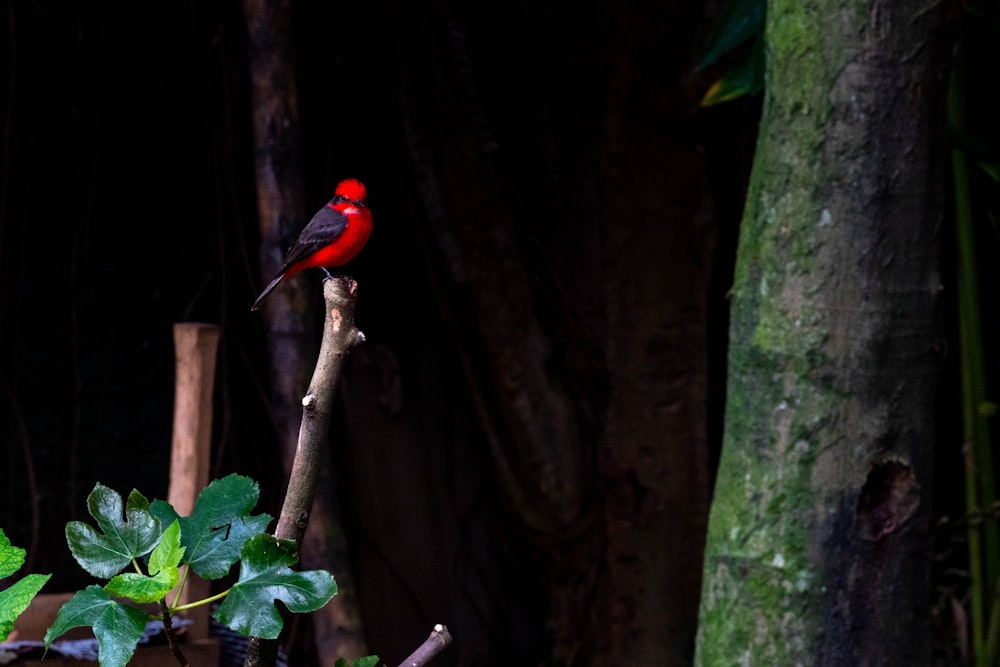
[{"left": 1, "top": 1, "right": 992, "bottom": 665}]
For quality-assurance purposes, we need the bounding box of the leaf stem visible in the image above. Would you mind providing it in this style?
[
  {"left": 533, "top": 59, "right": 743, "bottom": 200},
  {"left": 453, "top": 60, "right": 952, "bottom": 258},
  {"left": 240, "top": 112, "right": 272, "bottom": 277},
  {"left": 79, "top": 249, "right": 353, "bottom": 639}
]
[
  {"left": 170, "top": 564, "right": 191, "bottom": 608},
  {"left": 169, "top": 587, "right": 231, "bottom": 614}
]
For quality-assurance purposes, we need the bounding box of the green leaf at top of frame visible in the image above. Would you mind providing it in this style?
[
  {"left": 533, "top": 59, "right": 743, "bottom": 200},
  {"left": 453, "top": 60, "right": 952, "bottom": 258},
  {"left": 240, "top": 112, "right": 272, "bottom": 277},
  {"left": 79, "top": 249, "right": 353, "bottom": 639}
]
[
  {"left": 150, "top": 474, "right": 272, "bottom": 581},
  {"left": 0, "top": 529, "right": 51, "bottom": 641},
  {"left": 65, "top": 484, "right": 161, "bottom": 579},
  {"left": 44, "top": 586, "right": 148, "bottom": 667},
  {"left": 701, "top": 34, "right": 765, "bottom": 106},
  {"left": 213, "top": 533, "right": 337, "bottom": 639},
  {"left": 697, "top": 0, "right": 765, "bottom": 70},
  {"left": 336, "top": 657, "right": 381, "bottom": 667}
]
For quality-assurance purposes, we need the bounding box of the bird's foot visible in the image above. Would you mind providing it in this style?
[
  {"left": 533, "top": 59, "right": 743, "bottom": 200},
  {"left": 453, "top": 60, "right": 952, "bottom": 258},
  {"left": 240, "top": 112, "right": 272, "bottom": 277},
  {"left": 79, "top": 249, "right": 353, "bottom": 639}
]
[{"left": 321, "top": 269, "right": 354, "bottom": 287}]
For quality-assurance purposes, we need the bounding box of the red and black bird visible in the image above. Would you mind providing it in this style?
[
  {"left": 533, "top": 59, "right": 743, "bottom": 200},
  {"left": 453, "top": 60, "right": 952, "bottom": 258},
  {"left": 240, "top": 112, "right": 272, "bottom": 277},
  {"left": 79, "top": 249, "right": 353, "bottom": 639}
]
[{"left": 251, "top": 178, "right": 372, "bottom": 311}]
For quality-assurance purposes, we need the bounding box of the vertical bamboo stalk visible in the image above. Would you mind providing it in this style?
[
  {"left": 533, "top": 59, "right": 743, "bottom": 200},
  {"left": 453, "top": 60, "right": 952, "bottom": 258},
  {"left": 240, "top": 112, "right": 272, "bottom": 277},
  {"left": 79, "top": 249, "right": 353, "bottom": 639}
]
[{"left": 950, "top": 42, "right": 999, "bottom": 666}]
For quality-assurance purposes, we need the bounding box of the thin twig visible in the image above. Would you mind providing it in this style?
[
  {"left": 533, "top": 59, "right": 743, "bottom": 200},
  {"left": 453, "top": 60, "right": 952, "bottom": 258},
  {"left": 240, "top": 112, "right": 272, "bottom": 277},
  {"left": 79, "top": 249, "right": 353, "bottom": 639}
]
[{"left": 160, "top": 600, "right": 190, "bottom": 667}]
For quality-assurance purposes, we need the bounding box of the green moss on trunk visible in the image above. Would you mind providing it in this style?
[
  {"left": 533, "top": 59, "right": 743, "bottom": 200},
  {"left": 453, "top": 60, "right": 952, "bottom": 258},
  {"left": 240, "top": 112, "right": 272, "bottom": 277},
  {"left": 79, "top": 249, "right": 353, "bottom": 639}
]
[{"left": 695, "top": 0, "right": 950, "bottom": 664}]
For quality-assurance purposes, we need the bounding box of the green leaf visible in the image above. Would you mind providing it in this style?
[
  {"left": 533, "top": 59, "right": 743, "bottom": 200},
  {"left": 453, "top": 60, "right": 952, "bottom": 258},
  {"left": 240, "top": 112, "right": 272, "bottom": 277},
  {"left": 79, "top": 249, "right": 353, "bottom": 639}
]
[
  {"left": 696, "top": 0, "right": 765, "bottom": 70},
  {"left": 44, "top": 586, "right": 148, "bottom": 667},
  {"left": 104, "top": 569, "right": 175, "bottom": 604},
  {"left": 701, "top": 34, "right": 765, "bottom": 106},
  {"left": 213, "top": 534, "right": 337, "bottom": 639},
  {"left": 151, "top": 474, "right": 272, "bottom": 580},
  {"left": 335, "top": 657, "right": 380, "bottom": 667},
  {"left": 104, "top": 520, "right": 184, "bottom": 604},
  {"left": 149, "top": 519, "right": 185, "bottom": 575},
  {"left": 0, "top": 573, "right": 52, "bottom": 641},
  {"left": 65, "top": 484, "right": 161, "bottom": 578},
  {"left": 102, "top": 569, "right": 172, "bottom": 605},
  {"left": 0, "top": 528, "right": 27, "bottom": 579},
  {"left": 1, "top": 530, "right": 52, "bottom": 641}
]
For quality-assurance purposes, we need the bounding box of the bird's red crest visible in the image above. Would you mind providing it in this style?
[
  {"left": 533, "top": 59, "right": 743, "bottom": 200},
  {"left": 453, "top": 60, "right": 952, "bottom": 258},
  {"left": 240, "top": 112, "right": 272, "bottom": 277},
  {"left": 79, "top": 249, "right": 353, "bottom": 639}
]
[{"left": 335, "top": 178, "right": 367, "bottom": 202}]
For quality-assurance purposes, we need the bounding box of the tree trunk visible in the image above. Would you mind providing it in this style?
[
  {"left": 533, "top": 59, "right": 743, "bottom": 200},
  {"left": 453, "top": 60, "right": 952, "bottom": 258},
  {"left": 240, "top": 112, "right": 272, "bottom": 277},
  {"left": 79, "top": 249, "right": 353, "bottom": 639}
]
[
  {"left": 243, "top": 0, "right": 316, "bottom": 464},
  {"left": 695, "top": 1, "right": 952, "bottom": 665},
  {"left": 591, "top": 2, "right": 715, "bottom": 663}
]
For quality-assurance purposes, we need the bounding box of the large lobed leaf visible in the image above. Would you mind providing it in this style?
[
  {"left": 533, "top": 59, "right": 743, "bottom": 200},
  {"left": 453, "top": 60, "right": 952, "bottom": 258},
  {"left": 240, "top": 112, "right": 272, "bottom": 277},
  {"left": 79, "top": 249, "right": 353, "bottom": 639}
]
[
  {"left": 65, "top": 484, "right": 161, "bottom": 579},
  {"left": 0, "top": 529, "right": 51, "bottom": 641},
  {"left": 44, "top": 586, "right": 148, "bottom": 667},
  {"left": 150, "top": 474, "right": 272, "bottom": 580},
  {"left": 213, "top": 534, "right": 337, "bottom": 639}
]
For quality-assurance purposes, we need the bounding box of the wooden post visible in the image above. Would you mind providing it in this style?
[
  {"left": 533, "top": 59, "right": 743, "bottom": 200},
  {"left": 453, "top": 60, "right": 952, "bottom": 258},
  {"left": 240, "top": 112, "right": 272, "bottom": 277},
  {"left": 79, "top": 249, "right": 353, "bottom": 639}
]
[{"left": 167, "top": 322, "right": 221, "bottom": 640}]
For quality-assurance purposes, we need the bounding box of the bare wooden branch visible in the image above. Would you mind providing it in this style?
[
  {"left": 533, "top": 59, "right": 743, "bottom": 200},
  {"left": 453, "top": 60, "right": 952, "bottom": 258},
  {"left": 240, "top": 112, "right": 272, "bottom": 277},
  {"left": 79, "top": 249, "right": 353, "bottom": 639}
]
[
  {"left": 397, "top": 625, "right": 453, "bottom": 667},
  {"left": 244, "top": 277, "right": 364, "bottom": 667},
  {"left": 274, "top": 278, "right": 363, "bottom": 546}
]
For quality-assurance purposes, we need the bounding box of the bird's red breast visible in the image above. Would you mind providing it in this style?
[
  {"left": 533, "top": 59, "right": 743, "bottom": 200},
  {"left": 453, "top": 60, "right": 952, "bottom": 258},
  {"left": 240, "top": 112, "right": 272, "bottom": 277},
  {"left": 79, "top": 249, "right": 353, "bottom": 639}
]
[{"left": 301, "top": 198, "right": 371, "bottom": 269}]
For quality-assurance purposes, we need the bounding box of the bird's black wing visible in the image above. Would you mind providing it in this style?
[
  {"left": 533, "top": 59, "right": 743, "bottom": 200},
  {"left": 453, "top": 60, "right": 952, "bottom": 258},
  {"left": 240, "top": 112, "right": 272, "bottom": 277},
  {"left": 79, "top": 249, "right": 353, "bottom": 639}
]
[{"left": 277, "top": 204, "right": 349, "bottom": 272}]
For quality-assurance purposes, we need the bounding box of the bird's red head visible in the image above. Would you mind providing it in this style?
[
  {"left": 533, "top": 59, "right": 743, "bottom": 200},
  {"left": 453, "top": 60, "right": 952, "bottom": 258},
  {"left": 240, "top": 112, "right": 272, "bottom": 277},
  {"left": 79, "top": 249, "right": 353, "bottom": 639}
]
[{"left": 335, "top": 178, "right": 367, "bottom": 203}]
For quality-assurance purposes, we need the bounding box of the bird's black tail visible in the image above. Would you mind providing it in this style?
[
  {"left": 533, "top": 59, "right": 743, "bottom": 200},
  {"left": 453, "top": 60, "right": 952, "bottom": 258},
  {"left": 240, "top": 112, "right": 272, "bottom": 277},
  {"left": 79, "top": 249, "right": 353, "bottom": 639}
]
[{"left": 250, "top": 272, "right": 285, "bottom": 311}]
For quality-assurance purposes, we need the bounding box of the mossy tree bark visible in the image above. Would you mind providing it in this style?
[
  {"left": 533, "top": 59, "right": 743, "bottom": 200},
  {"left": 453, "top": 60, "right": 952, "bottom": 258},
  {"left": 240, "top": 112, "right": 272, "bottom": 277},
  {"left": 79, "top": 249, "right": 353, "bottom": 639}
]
[{"left": 695, "top": 1, "right": 952, "bottom": 664}]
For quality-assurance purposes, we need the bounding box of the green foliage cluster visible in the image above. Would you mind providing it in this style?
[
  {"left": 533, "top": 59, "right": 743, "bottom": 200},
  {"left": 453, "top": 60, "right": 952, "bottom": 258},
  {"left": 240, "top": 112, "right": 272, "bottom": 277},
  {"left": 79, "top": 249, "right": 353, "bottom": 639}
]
[
  {"left": 0, "top": 529, "right": 51, "bottom": 642},
  {"left": 1, "top": 474, "right": 344, "bottom": 667},
  {"left": 45, "top": 474, "right": 338, "bottom": 666}
]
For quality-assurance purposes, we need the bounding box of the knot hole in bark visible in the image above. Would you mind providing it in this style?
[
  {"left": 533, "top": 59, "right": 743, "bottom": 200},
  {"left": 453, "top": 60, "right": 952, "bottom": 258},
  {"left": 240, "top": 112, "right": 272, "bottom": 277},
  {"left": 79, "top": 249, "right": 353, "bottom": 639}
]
[{"left": 856, "top": 459, "right": 921, "bottom": 541}]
